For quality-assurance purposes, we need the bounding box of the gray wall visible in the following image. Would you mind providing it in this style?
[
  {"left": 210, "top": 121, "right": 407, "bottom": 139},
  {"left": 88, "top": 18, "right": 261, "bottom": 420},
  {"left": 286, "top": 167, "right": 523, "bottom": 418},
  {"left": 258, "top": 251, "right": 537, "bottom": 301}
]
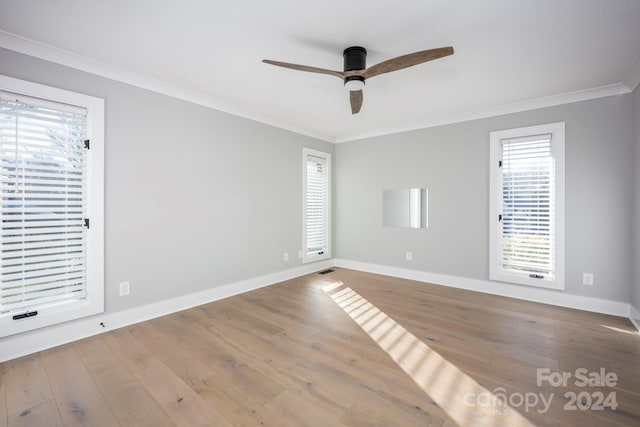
[
  {"left": 336, "top": 95, "right": 635, "bottom": 302},
  {"left": 1, "top": 44, "right": 637, "bottom": 337},
  {"left": 633, "top": 86, "right": 640, "bottom": 313},
  {"left": 0, "top": 48, "right": 333, "bottom": 316}
]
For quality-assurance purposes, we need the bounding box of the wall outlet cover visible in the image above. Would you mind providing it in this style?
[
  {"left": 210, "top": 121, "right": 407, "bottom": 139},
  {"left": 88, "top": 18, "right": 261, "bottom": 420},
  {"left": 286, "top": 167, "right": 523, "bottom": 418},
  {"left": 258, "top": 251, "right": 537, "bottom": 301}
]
[{"left": 119, "top": 281, "right": 131, "bottom": 296}]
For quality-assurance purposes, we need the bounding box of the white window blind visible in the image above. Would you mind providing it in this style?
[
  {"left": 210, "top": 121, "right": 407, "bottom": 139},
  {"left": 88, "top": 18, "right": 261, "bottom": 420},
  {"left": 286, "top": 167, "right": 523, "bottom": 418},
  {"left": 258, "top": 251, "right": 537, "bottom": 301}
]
[
  {"left": 306, "top": 155, "right": 327, "bottom": 254},
  {"left": 303, "top": 148, "right": 330, "bottom": 263},
  {"left": 1, "top": 91, "right": 88, "bottom": 315},
  {"left": 489, "top": 122, "right": 565, "bottom": 290},
  {"left": 500, "top": 134, "right": 554, "bottom": 278}
]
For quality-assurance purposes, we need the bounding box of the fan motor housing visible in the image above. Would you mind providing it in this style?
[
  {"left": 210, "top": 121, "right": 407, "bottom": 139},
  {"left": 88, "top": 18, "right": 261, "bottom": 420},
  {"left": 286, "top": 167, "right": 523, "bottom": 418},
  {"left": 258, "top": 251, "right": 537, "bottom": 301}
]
[
  {"left": 343, "top": 46, "right": 367, "bottom": 87},
  {"left": 343, "top": 46, "right": 367, "bottom": 71}
]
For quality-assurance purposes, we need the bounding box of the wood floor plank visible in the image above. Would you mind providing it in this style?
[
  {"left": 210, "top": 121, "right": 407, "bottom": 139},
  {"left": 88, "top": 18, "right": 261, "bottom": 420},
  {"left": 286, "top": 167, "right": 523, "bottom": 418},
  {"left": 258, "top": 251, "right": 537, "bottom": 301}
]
[
  {"left": 196, "top": 306, "right": 453, "bottom": 425},
  {"left": 171, "top": 306, "right": 341, "bottom": 426},
  {"left": 285, "top": 354, "right": 449, "bottom": 427},
  {"left": 73, "top": 335, "right": 175, "bottom": 427},
  {"left": 183, "top": 301, "right": 443, "bottom": 424},
  {"left": 0, "top": 364, "right": 7, "bottom": 427},
  {"left": 195, "top": 369, "right": 285, "bottom": 427},
  {"left": 263, "top": 390, "right": 342, "bottom": 427},
  {"left": 7, "top": 399, "right": 62, "bottom": 427},
  {"left": 126, "top": 318, "right": 286, "bottom": 426},
  {"left": 154, "top": 312, "right": 287, "bottom": 405},
  {"left": 40, "top": 344, "right": 118, "bottom": 426},
  {"left": 199, "top": 300, "right": 284, "bottom": 338},
  {"left": 340, "top": 399, "right": 443, "bottom": 427},
  {"left": 189, "top": 298, "right": 436, "bottom": 418},
  {"left": 105, "top": 328, "right": 234, "bottom": 427},
  {"left": 126, "top": 320, "right": 219, "bottom": 393},
  {"left": 3, "top": 354, "right": 62, "bottom": 427},
  {"left": 1, "top": 267, "right": 639, "bottom": 426}
]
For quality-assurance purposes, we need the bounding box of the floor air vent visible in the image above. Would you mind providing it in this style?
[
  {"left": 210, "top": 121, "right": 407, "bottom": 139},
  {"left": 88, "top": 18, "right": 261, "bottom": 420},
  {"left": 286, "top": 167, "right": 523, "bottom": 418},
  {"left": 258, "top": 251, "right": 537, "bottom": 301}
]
[{"left": 318, "top": 269, "right": 334, "bottom": 275}]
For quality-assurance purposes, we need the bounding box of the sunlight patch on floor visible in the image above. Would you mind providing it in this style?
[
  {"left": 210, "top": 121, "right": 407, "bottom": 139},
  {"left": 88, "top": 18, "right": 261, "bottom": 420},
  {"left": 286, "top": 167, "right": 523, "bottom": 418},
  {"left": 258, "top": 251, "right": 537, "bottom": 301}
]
[
  {"left": 600, "top": 324, "right": 640, "bottom": 336},
  {"left": 323, "top": 280, "right": 537, "bottom": 427}
]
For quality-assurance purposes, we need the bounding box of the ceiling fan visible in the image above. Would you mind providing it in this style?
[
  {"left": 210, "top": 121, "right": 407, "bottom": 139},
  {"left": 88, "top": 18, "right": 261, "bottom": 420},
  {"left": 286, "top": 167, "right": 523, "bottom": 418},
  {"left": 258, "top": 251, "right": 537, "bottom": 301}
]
[{"left": 263, "top": 46, "right": 454, "bottom": 114}]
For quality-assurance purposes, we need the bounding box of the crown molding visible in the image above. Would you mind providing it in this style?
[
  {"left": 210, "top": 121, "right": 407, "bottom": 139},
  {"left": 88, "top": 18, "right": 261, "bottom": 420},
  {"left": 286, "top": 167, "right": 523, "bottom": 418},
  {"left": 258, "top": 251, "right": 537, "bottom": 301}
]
[
  {"left": 0, "top": 30, "right": 335, "bottom": 143},
  {"left": 334, "top": 83, "right": 631, "bottom": 143},
  {"left": 1, "top": 30, "right": 633, "bottom": 145}
]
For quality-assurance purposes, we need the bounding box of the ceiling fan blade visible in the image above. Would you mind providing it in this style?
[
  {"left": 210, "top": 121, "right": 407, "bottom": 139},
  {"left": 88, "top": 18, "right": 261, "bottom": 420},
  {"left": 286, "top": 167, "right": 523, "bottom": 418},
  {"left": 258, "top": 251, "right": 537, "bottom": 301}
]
[
  {"left": 262, "top": 59, "right": 344, "bottom": 79},
  {"left": 350, "top": 90, "right": 363, "bottom": 114},
  {"left": 362, "top": 46, "right": 454, "bottom": 79}
]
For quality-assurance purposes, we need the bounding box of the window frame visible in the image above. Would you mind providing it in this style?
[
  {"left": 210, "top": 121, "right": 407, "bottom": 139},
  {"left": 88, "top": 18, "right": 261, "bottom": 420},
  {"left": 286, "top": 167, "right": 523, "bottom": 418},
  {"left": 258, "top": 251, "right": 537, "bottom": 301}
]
[
  {"left": 0, "top": 75, "right": 104, "bottom": 337},
  {"left": 302, "top": 147, "right": 331, "bottom": 264},
  {"left": 489, "top": 122, "right": 565, "bottom": 290}
]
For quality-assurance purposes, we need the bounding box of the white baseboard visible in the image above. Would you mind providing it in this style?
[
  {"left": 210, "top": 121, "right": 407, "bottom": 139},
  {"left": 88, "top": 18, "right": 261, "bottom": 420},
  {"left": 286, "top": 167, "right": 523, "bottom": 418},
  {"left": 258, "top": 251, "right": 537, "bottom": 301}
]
[
  {"left": 334, "top": 259, "right": 631, "bottom": 318},
  {"left": 630, "top": 305, "right": 640, "bottom": 332},
  {"left": 3, "top": 257, "right": 634, "bottom": 362},
  {"left": 0, "top": 260, "right": 333, "bottom": 362}
]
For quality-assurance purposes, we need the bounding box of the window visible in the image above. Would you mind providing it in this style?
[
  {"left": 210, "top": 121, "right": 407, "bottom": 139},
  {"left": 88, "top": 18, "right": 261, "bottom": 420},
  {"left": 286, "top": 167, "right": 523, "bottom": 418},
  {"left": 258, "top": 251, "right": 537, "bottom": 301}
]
[
  {"left": 489, "top": 122, "right": 565, "bottom": 290},
  {"left": 0, "top": 75, "right": 104, "bottom": 337},
  {"left": 302, "top": 148, "right": 331, "bottom": 263}
]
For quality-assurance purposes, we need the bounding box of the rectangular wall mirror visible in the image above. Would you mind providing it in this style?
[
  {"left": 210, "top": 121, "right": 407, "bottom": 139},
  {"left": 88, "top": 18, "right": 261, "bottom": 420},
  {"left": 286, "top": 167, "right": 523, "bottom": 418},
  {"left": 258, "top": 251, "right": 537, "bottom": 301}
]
[{"left": 383, "top": 188, "right": 428, "bottom": 229}]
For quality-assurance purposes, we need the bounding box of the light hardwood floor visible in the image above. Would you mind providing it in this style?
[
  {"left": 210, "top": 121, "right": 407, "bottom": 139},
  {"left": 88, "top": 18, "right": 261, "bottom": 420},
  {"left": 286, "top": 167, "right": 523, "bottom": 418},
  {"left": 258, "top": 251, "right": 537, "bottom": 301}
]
[{"left": 1, "top": 268, "right": 639, "bottom": 426}]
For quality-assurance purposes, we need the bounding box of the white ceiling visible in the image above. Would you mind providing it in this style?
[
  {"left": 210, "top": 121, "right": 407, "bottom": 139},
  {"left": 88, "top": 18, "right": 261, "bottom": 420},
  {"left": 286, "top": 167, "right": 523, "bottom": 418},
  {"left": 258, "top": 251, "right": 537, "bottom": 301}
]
[{"left": 1, "top": 0, "right": 640, "bottom": 143}]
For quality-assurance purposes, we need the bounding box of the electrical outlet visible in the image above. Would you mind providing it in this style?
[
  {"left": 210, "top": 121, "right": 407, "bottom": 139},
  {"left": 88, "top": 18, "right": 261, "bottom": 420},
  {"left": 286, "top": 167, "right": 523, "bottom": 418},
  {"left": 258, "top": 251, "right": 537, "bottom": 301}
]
[
  {"left": 582, "top": 273, "right": 594, "bottom": 286},
  {"left": 284, "top": 252, "right": 289, "bottom": 262},
  {"left": 406, "top": 251, "right": 413, "bottom": 261},
  {"left": 119, "top": 281, "right": 131, "bottom": 296}
]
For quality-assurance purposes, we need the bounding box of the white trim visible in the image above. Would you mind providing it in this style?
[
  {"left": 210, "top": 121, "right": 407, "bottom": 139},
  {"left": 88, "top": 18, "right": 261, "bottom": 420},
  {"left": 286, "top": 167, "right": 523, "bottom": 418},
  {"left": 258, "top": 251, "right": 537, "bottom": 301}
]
[
  {"left": 334, "top": 259, "right": 630, "bottom": 317},
  {"left": 0, "top": 31, "right": 632, "bottom": 145},
  {"left": 0, "top": 30, "right": 334, "bottom": 143},
  {"left": 0, "top": 75, "right": 105, "bottom": 337},
  {"left": 0, "top": 260, "right": 333, "bottom": 362},
  {"left": 630, "top": 305, "right": 640, "bottom": 332},
  {"left": 334, "top": 84, "right": 629, "bottom": 143},
  {"left": 489, "top": 122, "right": 565, "bottom": 290},
  {"left": 3, "top": 257, "right": 634, "bottom": 362},
  {"left": 302, "top": 148, "right": 332, "bottom": 264}
]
